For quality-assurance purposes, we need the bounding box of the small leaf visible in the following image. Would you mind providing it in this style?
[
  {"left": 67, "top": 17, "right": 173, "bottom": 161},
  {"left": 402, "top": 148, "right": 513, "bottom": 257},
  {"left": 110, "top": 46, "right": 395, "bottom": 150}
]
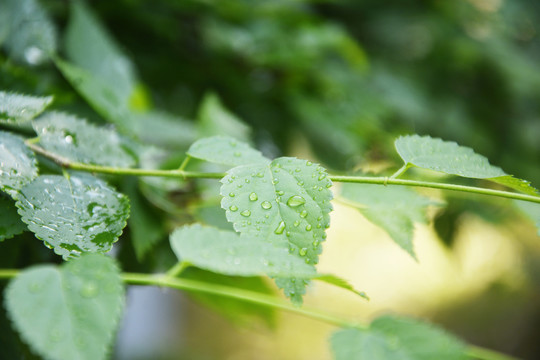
[
  {"left": 33, "top": 112, "right": 137, "bottom": 168},
  {"left": 130, "top": 111, "right": 196, "bottom": 150},
  {"left": 220, "top": 157, "right": 333, "bottom": 304},
  {"left": 0, "top": 131, "right": 38, "bottom": 199},
  {"left": 340, "top": 184, "right": 436, "bottom": 259},
  {"left": 395, "top": 135, "right": 538, "bottom": 195},
  {"left": 515, "top": 201, "right": 540, "bottom": 236},
  {"left": 16, "top": 174, "right": 130, "bottom": 259},
  {"left": 330, "top": 315, "right": 467, "bottom": 360},
  {"left": 198, "top": 92, "right": 251, "bottom": 140},
  {"left": 0, "top": 91, "right": 53, "bottom": 123},
  {"left": 188, "top": 135, "right": 270, "bottom": 166},
  {"left": 4, "top": 254, "right": 124, "bottom": 360},
  {"left": 0, "top": 196, "right": 26, "bottom": 241},
  {"left": 315, "top": 274, "right": 369, "bottom": 300},
  {"left": 170, "top": 224, "right": 315, "bottom": 278}
]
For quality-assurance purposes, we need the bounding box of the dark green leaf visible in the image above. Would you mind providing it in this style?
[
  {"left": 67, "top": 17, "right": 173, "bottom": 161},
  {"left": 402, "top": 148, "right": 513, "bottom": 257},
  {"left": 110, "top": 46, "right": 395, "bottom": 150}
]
[
  {"left": 130, "top": 111, "right": 196, "bottom": 150},
  {"left": 5, "top": 254, "right": 125, "bottom": 360},
  {"left": 188, "top": 135, "right": 270, "bottom": 166},
  {"left": 16, "top": 174, "right": 130, "bottom": 259},
  {"left": 0, "top": 196, "right": 26, "bottom": 241},
  {"left": 0, "top": 91, "right": 53, "bottom": 123},
  {"left": 0, "top": 131, "right": 38, "bottom": 199}
]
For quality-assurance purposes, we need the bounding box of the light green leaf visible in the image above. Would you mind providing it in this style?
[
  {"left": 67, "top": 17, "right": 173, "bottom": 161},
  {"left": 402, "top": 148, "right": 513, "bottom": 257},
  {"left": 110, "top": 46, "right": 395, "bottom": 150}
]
[
  {"left": 16, "top": 174, "right": 130, "bottom": 259},
  {"left": 33, "top": 112, "right": 136, "bottom": 168},
  {"left": 5, "top": 254, "right": 124, "bottom": 360},
  {"left": 331, "top": 315, "right": 467, "bottom": 360},
  {"left": 340, "top": 184, "right": 436, "bottom": 259},
  {"left": 0, "top": 196, "right": 26, "bottom": 241},
  {"left": 0, "top": 91, "right": 53, "bottom": 123},
  {"left": 2, "top": 0, "right": 57, "bottom": 65},
  {"left": 188, "top": 136, "right": 270, "bottom": 167},
  {"left": 315, "top": 274, "right": 369, "bottom": 300},
  {"left": 198, "top": 93, "right": 251, "bottom": 141},
  {"left": 64, "top": 0, "right": 137, "bottom": 104},
  {"left": 0, "top": 131, "right": 38, "bottom": 199},
  {"left": 395, "top": 135, "right": 538, "bottom": 195},
  {"left": 130, "top": 111, "right": 196, "bottom": 150},
  {"left": 170, "top": 224, "right": 316, "bottom": 278},
  {"left": 515, "top": 201, "right": 540, "bottom": 236},
  {"left": 220, "top": 157, "right": 333, "bottom": 304}
]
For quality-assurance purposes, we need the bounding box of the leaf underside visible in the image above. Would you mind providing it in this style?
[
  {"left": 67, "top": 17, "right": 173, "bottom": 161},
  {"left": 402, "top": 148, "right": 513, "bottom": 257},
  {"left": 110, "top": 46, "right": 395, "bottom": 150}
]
[{"left": 0, "top": 131, "right": 39, "bottom": 199}]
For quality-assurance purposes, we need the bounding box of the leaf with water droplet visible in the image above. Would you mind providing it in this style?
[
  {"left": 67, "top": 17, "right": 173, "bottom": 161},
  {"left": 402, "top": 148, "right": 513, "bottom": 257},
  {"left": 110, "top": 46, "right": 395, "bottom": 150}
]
[
  {"left": 0, "top": 131, "right": 38, "bottom": 199},
  {"left": 330, "top": 315, "right": 467, "bottom": 360},
  {"left": 395, "top": 135, "right": 538, "bottom": 195},
  {"left": 0, "top": 91, "right": 53, "bottom": 124},
  {"left": 33, "top": 112, "right": 137, "bottom": 167},
  {"left": 170, "top": 224, "right": 315, "bottom": 277},
  {"left": 220, "top": 157, "right": 333, "bottom": 304},
  {"left": 0, "top": 196, "right": 27, "bottom": 241},
  {"left": 187, "top": 135, "right": 270, "bottom": 167},
  {"left": 340, "top": 183, "right": 437, "bottom": 260},
  {"left": 5, "top": 254, "right": 124, "bottom": 360},
  {"left": 16, "top": 173, "right": 130, "bottom": 259}
]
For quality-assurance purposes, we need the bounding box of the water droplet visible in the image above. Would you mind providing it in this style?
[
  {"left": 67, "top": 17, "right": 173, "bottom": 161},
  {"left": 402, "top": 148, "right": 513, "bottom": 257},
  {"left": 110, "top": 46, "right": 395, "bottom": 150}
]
[
  {"left": 322, "top": 233, "right": 327, "bottom": 239},
  {"left": 241, "top": 210, "right": 251, "bottom": 217},
  {"left": 287, "top": 195, "right": 306, "bottom": 207},
  {"left": 274, "top": 221, "right": 286, "bottom": 234},
  {"left": 245, "top": 179, "right": 250, "bottom": 183},
  {"left": 318, "top": 186, "right": 323, "bottom": 191},
  {"left": 299, "top": 248, "right": 308, "bottom": 256},
  {"left": 305, "top": 224, "right": 312, "bottom": 231},
  {"left": 234, "top": 152, "right": 241, "bottom": 157},
  {"left": 274, "top": 168, "right": 280, "bottom": 173},
  {"left": 316, "top": 223, "right": 322, "bottom": 228},
  {"left": 317, "top": 216, "right": 323, "bottom": 221},
  {"left": 293, "top": 220, "right": 300, "bottom": 227},
  {"left": 249, "top": 192, "right": 258, "bottom": 201},
  {"left": 297, "top": 181, "right": 304, "bottom": 186},
  {"left": 229, "top": 205, "right": 238, "bottom": 212},
  {"left": 237, "top": 184, "right": 243, "bottom": 188},
  {"left": 286, "top": 231, "right": 291, "bottom": 237},
  {"left": 312, "top": 239, "right": 320, "bottom": 248},
  {"left": 295, "top": 168, "right": 301, "bottom": 172},
  {"left": 276, "top": 190, "right": 284, "bottom": 196},
  {"left": 80, "top": 282, "right": 99, "bottom": 298},
  {"left": 326, "top": 183, "right": 332, "bottom": 188},
  {"left": 306, "top": 161, "right": 313, "bottom": 166},
  {"left": 261, "top": 201, "right": 272, "bottom": 210},
  {"left": 300, "top": 210, "right": 308, "bottom": 218},
  {"left": 256, "top": 172, "right": 264, "bottom": 178},
  {"left": 272, "top": 179, "right": 279, "bottom": 185},
  {"left": 229, "top": 192, "right": 235, "bottom": 197}
]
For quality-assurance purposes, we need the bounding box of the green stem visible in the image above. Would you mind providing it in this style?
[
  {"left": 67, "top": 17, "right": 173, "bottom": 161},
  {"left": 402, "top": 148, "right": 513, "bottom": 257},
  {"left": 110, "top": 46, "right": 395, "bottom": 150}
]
[
  {"left": 178, "top": 155, "right": 191, "bottom": 173},
  {"left": 390, "top": 164, "right": 409, "bottom": 179},
  {"left": 166, "top": 261, "right": 191, "bottom": 277},
  {"left": 466, "top": 345, "right": 520, "bottom": 360}
]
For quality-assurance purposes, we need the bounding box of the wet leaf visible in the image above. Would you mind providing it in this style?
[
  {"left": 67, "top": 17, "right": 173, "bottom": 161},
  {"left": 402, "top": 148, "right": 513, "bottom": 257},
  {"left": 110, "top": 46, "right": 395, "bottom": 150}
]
[
  {"left": 5, "top": 254, "right": 124, "bottom": 360},
  {"left": 0, "top": 196, "right": 26, "bottom": 241},
  {"left": 16, "top": 174, "right": 130, "bottom": 259},
  {"left": 0, "top": 91, "right": 53, "bottom": 123},
  {"left": 0, "top": 131, "right": 38, "bottom": 199},
  {"left": 395, "top": 135, "right": 538, "bottom": 195},
  {"left": 188, "top": 135, "right": 270, "bottom": 167}
]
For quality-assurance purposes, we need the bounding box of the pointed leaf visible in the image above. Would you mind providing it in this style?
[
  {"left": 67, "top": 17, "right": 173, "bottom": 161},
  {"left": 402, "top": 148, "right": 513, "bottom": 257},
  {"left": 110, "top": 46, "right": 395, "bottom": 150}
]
[
  {"left": 315, "top": 274, "right": 369, "bottom": 300},
  {"left": 0, "top": 131, "right": 38, "bottom": 199},
  {"left": 198, "top": 92, "right": 251, "bottom": 140},
  {"left": 170, "top": 224, "right": 315, "bottom": 277},
  {"left": 16, "top": 174, "right": 130, "bottom": 259},
  {"left": 0, "top": 91, "right": 53, "bottom": 123},
  {"left": 33, "top": 112, "right": 137, "bottom": 167},
  {"left": 188, "top": 135, "right": 270, "bottom": 166},
  {"left": 220, "top": 157, "right": 333, "bottom": 303},
  {"left": 515, "top": 201, "right": 540, "bottom": 236},
  {"left": 331, "top": 315, "right": 467, "bottom": 360},
  {"left": 0, "top": 196, "right": 26, "bottom": 241},
  {"left": 5, "top": 254, "right": 124, "bottom": 360},
  {"left": 395, "top": 135, "right": 538, "bottom": 195},
  {"left": 340, "top": 184, "right": 436, "bottom": 259}
]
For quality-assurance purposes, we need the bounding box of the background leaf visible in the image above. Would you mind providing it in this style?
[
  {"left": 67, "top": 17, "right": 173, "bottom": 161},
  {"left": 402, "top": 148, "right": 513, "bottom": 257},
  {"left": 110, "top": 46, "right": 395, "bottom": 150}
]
[
  {"left": 187, "top": 135, "right": 270, "bottom": 167},
  {"left": 331, "top": 315, "right": 467, "bottom": 360},
  {"left": 0, "top": 131, "right": 38, "bottom": 199},
  {"left": 197, "top": 93, "right": 251, "bottom": 140},
  {"left": 16, "top": 173, "right": 130, "bottom": 259},
  {"left": 33, "top": 112, "right": 137, "bottom": 168},
  {"left": 516, "top": 201, "right": 540, "bottom": 236},
  {"left": 0, "top": 196, "right": 26, "bottom": 241},
  {"left": 4, "top": 254, "right": 124, "bottom": 360},
  {"left": 130, "top": 111, "right": 196, "bottom": 150},
  {"left": 395, "top": 135, "right": 538, "bottom": 195},
  {"left": 339, "top": 183, "right": 437, "bottom": 259},
  {"left": 0, "top": 91, "right": 53, "bottom": 123}
]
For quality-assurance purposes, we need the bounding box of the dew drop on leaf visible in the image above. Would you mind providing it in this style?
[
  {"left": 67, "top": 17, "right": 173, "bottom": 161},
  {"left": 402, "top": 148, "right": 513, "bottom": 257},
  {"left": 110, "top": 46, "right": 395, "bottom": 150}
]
[
  {"left": 249, "top": 192, "right": 258, "bottom": 201},
  {"left": 240, "top": 210, "right": 251, "bottom": 217},
  {"left": 305, "top": 224, "right": 312, "bottom": 231},
  {"left": 300, "top": 210, "right": 308, "bottom": 218},
  {"left": 261, "top": 201, "right": 272, "bottom": 210},
  {"left": 293, "top": 220, "right": 300, "bottom": 227},
  {"left": 229, "top": 192, "right": 235, "bottom": 197},
  {"left": 229, "top": 205, "right": 238, "bottom": 212},
  {"left": 299, "top": 248, "right": 308, "bottom": 256},
  {"left": 274, "top": 221, "right": 286, "bottom": 234},
  {"left": 287, "top": 195, "right": 306, "bottom": 207}
]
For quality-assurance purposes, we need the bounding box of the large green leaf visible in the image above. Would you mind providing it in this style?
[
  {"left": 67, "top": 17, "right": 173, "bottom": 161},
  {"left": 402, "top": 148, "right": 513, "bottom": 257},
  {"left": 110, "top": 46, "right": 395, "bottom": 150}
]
[
  {"left": 170, "top": 224, "right": 315, "bottom": 277},
  {"left": 395, "top": 135, "right": 538, "bottom": 195},
  {"left": 0, "top": 131, "right": 38, "bottom": 199},
  {"left": 340, "top": 184, "right": 436, "bottom": 259},
  {"left": 220, "top": 157, "right": 333, "bottom": 303},
  {"left": 198, "top": 93, "right": 251, "bottom": 140},
  {"left": 188, "top": 135, "right": 270, "bottom": 166},
  {"left": 0, "top": 196, "right": 26, "bottom": 241},
  {"left": 16, "top": 174, "right": 130, "bottom": 259},
  {"left": 2, "top": 0, "right": 57, "bottom": 65},
  {"left": 5, "top": 254, "right": 124, "bottom": 360},
  {"left": 33, "top": 112, "right": 137, "bottom": 168},
  {"left": 331, "top": 315, "right": 467, "bottom": 360},
  {"left": 0, "top": 91, "right": 53, "bottom": 123},
  {"left": 516, "top": 201, "right": 540, "bottom": 236}
]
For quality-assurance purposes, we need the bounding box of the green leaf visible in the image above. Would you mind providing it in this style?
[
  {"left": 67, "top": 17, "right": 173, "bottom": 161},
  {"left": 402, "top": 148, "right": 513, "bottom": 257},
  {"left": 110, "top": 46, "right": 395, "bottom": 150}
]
[
  {"left": 170, "top": 224, "right": 316, "bottom": 278},
  {"left": 314, "top": 274, "right": 369, "bottom": 300},
  {"left": 220, "top": 157, "right": 333, "bottom": 303},
  {"left": 339, "top": 184, "right": 436, "bottom": 259},
  {"left": 515, "top": 201, "right": 540, "bottom": 236},
  {"left": 33, "top": 112, "right": 137, "bottom": 168},
  {"left": 188, "top": 135, "right": 270, "bottom": 167},
  {"left": 0, "top": 196, "right": 26, "bottom": 241},
  {"left": 64, "top": 0, "right": 137, "bottom": 104},
  {"left": 130, "top": 111, "right": 196, "bottom": 150},
  {"left": 4, "top": 253, "right": 124, "bottom": 360},
  {"left": 0, "top": 91, "right": 53, "bottom": 123},
  {"left": 198, "top": 92, "right": 251, "bottom": 141},
  {"left": 395, "top": 135, "right": 538, "bottom": 195},
  {"left": 2, "top": 0, "right": 57, "bottom": 65},
  {"left": 16, "top": 174, "right": 130, "bottom": 259},
  {"left": 331, "top": 315, "right": 467, "bottom": 360},
  {"left": 0, "top": 131, "right": 38, "bottom": 199}
]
